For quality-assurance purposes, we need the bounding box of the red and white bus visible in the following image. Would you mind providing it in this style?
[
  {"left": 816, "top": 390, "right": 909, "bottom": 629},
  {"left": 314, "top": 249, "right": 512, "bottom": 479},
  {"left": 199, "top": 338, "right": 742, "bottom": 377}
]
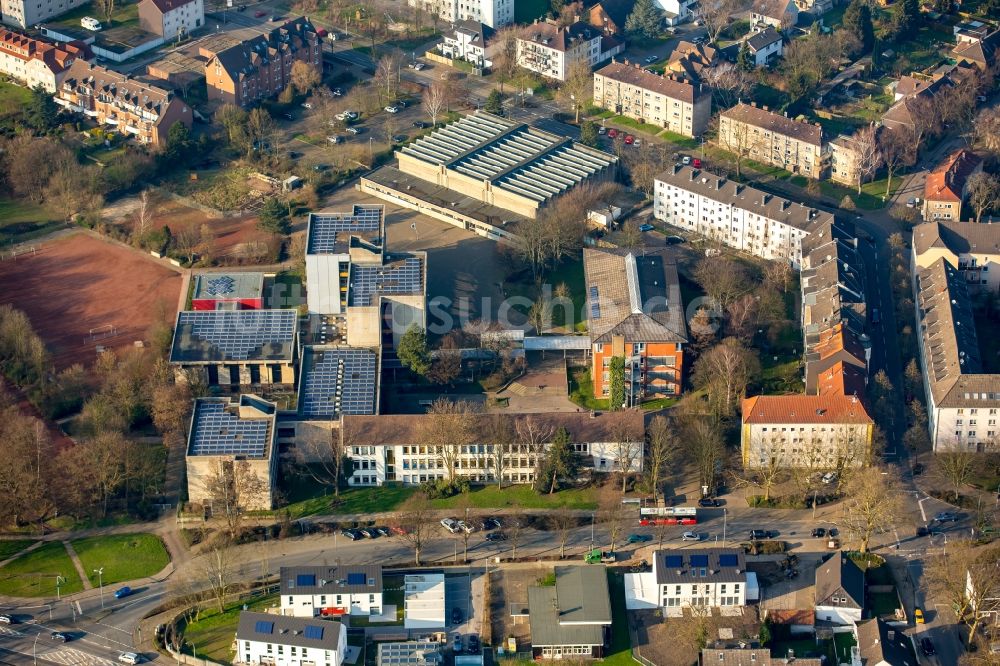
[{"left": 638, "top": 506, "right": 697, "bottom": 526}]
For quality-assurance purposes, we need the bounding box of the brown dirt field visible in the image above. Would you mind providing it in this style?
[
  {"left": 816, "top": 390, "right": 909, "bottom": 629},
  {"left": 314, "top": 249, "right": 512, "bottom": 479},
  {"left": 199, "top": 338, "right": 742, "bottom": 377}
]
[
  {"left": 0, "top": 232, "right": 182, "bottom": 369},
  {"left": 140, "top": 200, "right": 269, "bottom": 259}
]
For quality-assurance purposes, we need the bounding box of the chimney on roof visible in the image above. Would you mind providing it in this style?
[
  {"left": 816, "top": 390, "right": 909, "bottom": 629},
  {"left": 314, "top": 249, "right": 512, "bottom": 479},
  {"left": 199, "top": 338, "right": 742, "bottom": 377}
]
[
  {"left": 751, "top": 101, "right": 757, "bottom": 107},
  {"left": 763, "top": 105, "right": 769, "bottom": 111}
]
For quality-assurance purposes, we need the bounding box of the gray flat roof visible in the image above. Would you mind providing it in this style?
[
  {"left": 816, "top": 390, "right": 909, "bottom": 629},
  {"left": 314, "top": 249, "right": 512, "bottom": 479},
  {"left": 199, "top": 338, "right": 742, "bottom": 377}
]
[
  {"left": 307, "top": 205, "right": 384, "bottom": 254},
  {"left": 298, "top": 346, "right": 378, "bottom": 419},
  {"left": 236, "top": 611, "right": 343, "bottom": 650},
  {"left": 188, "top": 396, "right": 275, "bottom": 458},
  {"left": 528, "top": 566, "right": 610, "bottom": 648},
  {"left": 169, "top": 310, "right": 297, "bottom": 363},
  {"left": 192, "top": 272, "right": 265, "bottom": 301},
  {"left": 349, "top": 255, "right": 424, "bottom": 306}
]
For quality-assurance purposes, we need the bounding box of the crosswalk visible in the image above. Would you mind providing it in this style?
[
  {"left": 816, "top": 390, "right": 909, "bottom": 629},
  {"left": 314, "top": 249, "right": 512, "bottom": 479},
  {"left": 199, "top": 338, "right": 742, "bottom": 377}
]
[
  {"left": 37, "top": 647, "right": 116, "bottom": 666},
  {"left": 0, "top": 626, "right": 23, "bottom": 638}
]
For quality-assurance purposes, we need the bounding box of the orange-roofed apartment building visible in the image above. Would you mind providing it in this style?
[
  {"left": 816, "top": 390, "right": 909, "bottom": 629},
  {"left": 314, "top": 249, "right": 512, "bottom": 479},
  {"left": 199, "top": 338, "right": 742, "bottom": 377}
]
[
  {"left": 0, "top": 28, "right": 87, "bottom": 92},
  {"left": 583, "top": 247, "right": 687, "bottom": 406},
  {"left": 741, "top": 394, "right": 874, "bottom": 469},
  {"left": 922, "top": 149, "right": 983, "bottom": 222}
]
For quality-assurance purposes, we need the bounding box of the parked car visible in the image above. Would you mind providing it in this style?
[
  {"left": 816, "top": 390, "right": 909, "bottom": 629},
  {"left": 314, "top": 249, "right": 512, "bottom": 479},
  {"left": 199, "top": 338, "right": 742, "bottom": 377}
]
[
  {"left": 920, "top": 637, "right": 935, "bottom": 656},
  {"left": 346, "top": 127, "right": 362, "bottom": 135},
  {"left": 681, "top": 155, "right": 691, "bottom": 165},
  {"left": 598, "top": 126, "right": 607, "bottom": 134},
  {"left": 627, "top": 533, "right": 652, "bottom": 543},
  {"left": 916, "top": 526, "right": 930, "bottom": 537},
  {"left": 341, "top": 529, "right": 360, "bottom": 540},
  {"left": 638, "top": 223, "right": 655, "bottom": 232},
  {"left": 441, "top": 518, "right": 461, "bottom": 533},
  {"left": 483, "top": 517, "right": 501, "bottom": 530},
  {"left": 376, "top": 526, "right": 391, "bottom": 537},
  {"left": 748, "top": 529, "right": 767, "bottom": 540},
  {"left": 705, "top": 248, "right": 721, "bottom": 257},
  {"left": 643, "top": 55, "right": 658, "bottom": 63},
  {"left": 360, "top": 528, "right": 378, "bottom": 538},
  {"left": 467, "top": 634, "right": 480, "bottom": 654},
  {"left": 452, "top": 607, "right": 463, "bottom": 624},
  {"left": 114, "top": 586, "right": 132, "bottom": 599},
  {"left": 871, "top": 307, "right": 881, "bottom": 324},
  {"left": 332, "top": 88, "right": 343, "bottom": 96},
  {"left": 692, "top": 158, "right": 702, "bottom": 168},
  {"left": 118, "top": 653, "right": 141, "bottom": 665},
  {"left": 312, "top": 164, "right": 328, "bottom": 172},
  {"left": 912, "top": 462, "right": 924, "bottom": 475},
  {"left": 269, "top": 15, "right": 281, "bottom": 21},
  {"left": 458, "top": 521, "right": 476, "bottom": 533},
  {"left": 385, "top": 105, "right": 401, "bottom": 113},
  {"left": 624, "top": 134, "right": 635, "bottom": 145},
  {"left": 821, "top": 472, "right": 838, "bottom": 484},
  {"left": 254, "top": 9, "right": 266, "bottom": 16},
  {"left": 452, "top": 633, "right": 463, "bottom": 652},
  {"left": 413, "top": 121, "right": 427, "bottom": 128},
  {"left": 302, "top": 102, "right": 313, "bottom": 109},
  {"left": 811, "top": 528, "right": 826, "bottom": 538},
  {"left": 766, "top": 530, "right": 779, "bottom": 539},
  {"left": 327, "top": 135, "right": 343, "bottom": 144},
  {"left": 607, "top": 128, "right": 618, "bottom": 138},
  {"left": 0, "top": 615, "right": 12, "bottom": 624},
  {"left": 665, "top": 235, "right": 686, "bottom": 245},
  {"left": 914, "top": 607, "right": 925, "bottom": 624},
  {"left": 698, "top": 498, "right": 720, "bottom": 507},
  {"left": 413, "top": 62, "right": 426, "bottom": 71},
  {"left": 935, "top": 511, "right": 959, "bottom": 522},
  {"left": 282, "top": 112, "right": 294, "bottom": 120},
  {"left": 51, "top": 632, "right": 69, "bottom": 642},
  {"left": 681, "top": 531, "right": 700, "bottom": 541},
  {"left": 485, "top": 531, "right": 507, "bottom": 541}
]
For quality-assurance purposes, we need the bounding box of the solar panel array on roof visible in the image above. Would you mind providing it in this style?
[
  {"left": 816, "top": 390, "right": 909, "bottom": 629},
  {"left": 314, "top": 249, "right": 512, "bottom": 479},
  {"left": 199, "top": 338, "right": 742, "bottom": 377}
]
[
  {"left": 308, "top": 206, "right": 382, "bottom": 254},
  {"left": 347, "top": 572, "right": 366, "bottom": 585},
  {"left": 255, "top": 620, "right": 274, "bottom": 634},
  {"left": 303, "top": 625, "right": 324, "bottom": 640},
  {"left": 589, "top": 286, "right": 601, "bottom": 320},
  {"left": 349, "top": 257, "right": 423, "bottom": 306},
  {"left": 299, "top": 348, "right": 377, "bottom": 418},
  {"left": 689, "top": 555, "right": 709, "bottom": 567},
  {"left": 173, "top": 310, "right": 296, "bottom": 361},
  {"left": 665, "top": 555, "right": 683, "bottom": 568},
  {"left": 189, "top": 401, "right": 270, "bottom": 457},
  {"left": 719, "top": 554, "right": 739, "bottom": 567},
  {"left": 297, "top": 574, "right": 316, "bottom": 586},
  {"left": 206, "top": 275, "right": 236, "bottom": 296}
]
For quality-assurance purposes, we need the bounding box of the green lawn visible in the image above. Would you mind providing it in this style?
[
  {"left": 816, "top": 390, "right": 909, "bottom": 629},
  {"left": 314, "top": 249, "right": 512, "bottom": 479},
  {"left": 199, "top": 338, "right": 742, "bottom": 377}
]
[
  {"left": 657, "top": 129, "right": 699, "bottom": 149},
  {"left": 183, "top": 593, "right": 279, "bottom": 663},
  {"left": 599, "top": 569, "right": 637, "bottom": 666},
  {"left": 71, "top": 534, "right": 171, "bottom": 587},
  {"left": 0, "top": 542, "right": 84, "bottom": 597},
  {"left": 0, "top": 198, "right": 62, "bottom": 246},
  {"left": 0, "top": 540, "right": 35, "bottom": 563},
  {"left": 607, "top": 115, "right": 663, "bottom": 136},
  {"left": 431, "top": 484, "right": 598, "bottom": 510},
  {"left": 820, "top": 175, "right": 903, "bottom": 210},
  {"left": 569, "top": 367, "right": 611, "bottom": 411},
  {"left": 505, "top": 258, "right": 585, "bottom": 331},
  {"left": 280, "top": 484, "right": 418, "bottom": 519},
  {"left": 52, "top": 0, "right": 139, "bottom": 29},
  {"left": 870, "top": 591, "right": 900, "bottom": 616}
]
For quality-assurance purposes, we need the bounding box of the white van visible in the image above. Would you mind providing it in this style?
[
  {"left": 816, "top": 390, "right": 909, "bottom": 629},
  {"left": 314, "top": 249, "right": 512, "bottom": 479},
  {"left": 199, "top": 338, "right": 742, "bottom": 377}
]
[
  {"left": 118, "top": 653, "right": 141, "bottom": 665},
  {"left": 81, "top": 16, "right": 102, "bottom": 30}
]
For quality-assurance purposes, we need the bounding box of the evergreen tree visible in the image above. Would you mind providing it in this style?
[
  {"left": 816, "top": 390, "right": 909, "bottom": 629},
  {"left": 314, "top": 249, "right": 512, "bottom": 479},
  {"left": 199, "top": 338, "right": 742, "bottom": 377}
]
[
  {"left": 24, "top": 85, "right": 59, "bottom": 134},
  {"left": 842, "top": 0, "right": 874, "bottom": 55},
  {"left": 164, "top": 122, "right": 193, "bottom": 166},
  {"left": 397, "top": 325, "right": 431, "bottom": 376},
  {"left": 258, "top": 197, "right": 291, "bottom": 236},
  {"left": 580, "top": 120, "right": 599, "bottom": 147},
  {"left": 484, "top": 89, "right": 504, "bottom": 115},
  {"left": 736, "top": 42, "right": 754, "bottom": 71},
  {"left": 536, "top": 428, "right": 580, "bottom": 494},
  {"left": 625, "top": 0, "right": 664, "bottom": 40}
]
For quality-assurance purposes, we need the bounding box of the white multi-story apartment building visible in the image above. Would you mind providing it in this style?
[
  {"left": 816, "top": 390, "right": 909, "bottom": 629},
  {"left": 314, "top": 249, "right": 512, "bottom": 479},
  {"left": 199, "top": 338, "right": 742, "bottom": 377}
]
[
  {"left": 517, "top": 20, "right": 621, "bottom": 81},
  {"left": 913, "top": 220, "right": 1000, "bottom": 292},
  {"left": 279, "top": 566, "right": 383, "bottom": 618},
  {"left": 1, "top": 0, "right": 86, "bottom": 29},
  {"left": 407, "top": 0, "right": 512, "bottom": 29},
  {"left": 0, "top": 28, "right": 85, "bottom": 92},
  {"left": 593, "top": 59, "right": 711, "bottom": 138},
  {"left": 138, "top": 0, "right": 204, "bottom": 40},
  {"left": 652, "top": 549, "right": 747, "bottom": 610},
  {"left": 437, "top": 20, "right": 496, "bottom": 68},
  {"left": 653, "top": 164, "right": 832, "bottom": 267},
  {"left": 719, "top": 102, "right": 825, "bottom": 180},
  {"left": 340, "top": 411, "right": 644, "bottom": 487},
  {"left": 236, "top": 611, "right": 346, "bottom": 666}
]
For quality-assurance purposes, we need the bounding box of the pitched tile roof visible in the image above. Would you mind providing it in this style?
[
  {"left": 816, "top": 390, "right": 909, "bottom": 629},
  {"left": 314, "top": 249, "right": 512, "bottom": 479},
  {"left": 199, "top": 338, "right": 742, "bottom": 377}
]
[
  {"left": 211, "top": 16, "right": 317, "bottom": 80},
  {"left": 816, "top": 362, "right": 867, "bottom": 398},
  {"left": 741, "top": 394, "right": 872, "bottom": 425},
  {"left": 952, "top": 28, "right": 1000, "bottom": 68},
  {"left": 923, "top": 149, "right": 982, "bottom": 203},
  {"left": 0, "top": 29, "right": 86, "bottom": 74},
  {"left": 60, "top": 60, "right": 181, "bottom": 124},
  {"left": 595, "top": 60, "right": 706, "bottom": 103},
  {"left": 521, "top": 20, "right": 599, "bottom": 52},
  {"left": 140, "top": 0, "right": 198, "bottom": 14},
  {"left": 236, "top": 611, "right": 344, "bottom": 650},
  {"left": 590, "top": 0, "right": 636, "bottom": 30},
  {"left": 854, "top": 618, "right": 919, "bottom": 666},
  {"left": 582, "top": 247, "right": 688, "bottom": 344},
  {"left": 700, "top": 648, "right": 821, "bottom": 666},
  {"left": 894, "top": 75, "right": 930, "bottom": 98},
  {"left": 746, "top": 26, "right": 782, "bottom": 52},
  {"left": 665, "top": 41, "right": 718, "bottom": 81},
  {"left": 912, "top": 220, "right": 1000, "bottom": 258},
  {"left": 815, "top": 551, "right": 865, "bottom": 609},
  {"left": 721, "top": 102, "right": 822, "bottom": 147},
  {"left": 452, "top": 19, "right": 495, "bottom": 44}
]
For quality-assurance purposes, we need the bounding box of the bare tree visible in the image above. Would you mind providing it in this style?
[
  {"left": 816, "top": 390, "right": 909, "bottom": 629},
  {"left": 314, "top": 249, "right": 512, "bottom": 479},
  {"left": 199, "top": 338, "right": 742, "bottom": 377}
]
[
  {"left": 489, "top": 26, "right": 524, "bottom": 94},
  {"left": 693, "top": 257, "right": 748, "bottom": 312},
  {"left": 691, "top": 337, "right": 761, "bottom": 420},
  {"left": 132, "top": 189, "right": 157, "bottom": 244},
  {"left": 201, "top": 535, "right": 238, "bottom": 612},
  {"left": 394, "top": 493, "right": 434, "bottom": 565},
  {"left": 598, "top": 488, "right": 629, "bottom": 554},
  {"left": 933, "top": 450, "right": 978, "bottom": 503},
  {"left": 205, "top": 459, "right": 268, "bottom": 539},
  {"left": 881, "top": 128, "right": 916, "bottom": 200},
  {"left": 852, "top": 124, "right": 882, "bottom": 195},
  {"left": 291, "top": 60, "right": 322, "bottom": 95},
  {"left": 967, "top": 172, "right": 1000, "bottom": 223},
  {"left": 611, "top": 412, "right": 642, "bottom": 494},
  {"left": 246, "top": 108, "right": 277, "bottom": 158},
  {"left": 725, "top": 293, "right": 759, "bottom": 341},
  {"left": 695, "top": 0, "right": 746, "bottom": 44},
  {"left": 683, "top": 417, "right": 725, "bottom": 495},
  {"left": 423, "top": 81, "right": 448, "bottom": 127},
  {"left": 421, "top": 399, "right": 479, "bottom": 482},
  {"left": 295, "top": 427, "right": 352, "bottom": 498},
  {"left": 731, "top": 434, "right": 786, "bottom": 502},
  {"left": 374, "top": 54, "right": 404, "bottom": 103},
  {"left": 841, "top": 466, "right": 903, "bottom": 553},
  {"left": 558, "top": 59, "right": 593, "bottom": 124},
  {"left": 645, "top": 415, "right": 680, "bottom": 500},
  {"left": 506, "top": 505, "right": 526, "bottom": 560},
  {"left": 93, "top": 0, "right": 114, "bottom": 25},
  {"left": 548, "top": 511, "right": 578, "bottom": 559},
  {"left": 516, "top": 415, "right": 555, "bottom": 482},
  {"left": 484, "top": 414, "right": 514, "bottom": 488},
  {"left": 702, "top": 63, "right": 753, "bottom": 109},
  {"left": 174, "top": 223, "right": 202, "bottom": 264},
  {"left": 928, "top": 543, "right": 1000, "bottom": 646},
  {"left": 718, "top": 115, "right": 762, "bottom": 180}
]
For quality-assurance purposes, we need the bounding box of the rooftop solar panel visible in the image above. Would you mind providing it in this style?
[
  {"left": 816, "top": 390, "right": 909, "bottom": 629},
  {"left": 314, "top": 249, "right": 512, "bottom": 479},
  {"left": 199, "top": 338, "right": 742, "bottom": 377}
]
[
  {"left": 349, "top": 257, "right": 423, "bottom": 307},
  {"left": 303, "top": 625, "right": 324, "bottom": 640},
  {"left": 297, "top": 574, "right": 316, "bottom": 586},
  {"left": 719, "top": 554, "right": 739, "bottom": 567},
  {"left": 189, "top": 400, "right": 271, "bottom": 457},
  {"left": 347, "top": 572, "right": 366, "bottom": 585},
  {"left": 664, "top": 555, "right": 683, "bottom": 568},
  {"left": 172, "top": 310, "right": 296, "bottom": 362},
  {"left": 308, "top": 206, "right": 383, "bottom": 254},
  {"left": 206, "top": 275, "right": 235, "bottom": 296},
  {"left": 255, "top": 621, "right": 274, "bottom": 634},
  {"left": 299, "top": 348, "right": 377, "bottom": 419},
  {"left": 689, "top": 555, "right": 709, "bottom": 567}
]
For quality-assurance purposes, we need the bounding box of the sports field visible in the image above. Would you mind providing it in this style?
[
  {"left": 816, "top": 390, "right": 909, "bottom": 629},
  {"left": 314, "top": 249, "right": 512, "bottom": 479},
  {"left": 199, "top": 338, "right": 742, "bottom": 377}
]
[{"left": 0, "top": 232, "right": 182, "bottom": 368}]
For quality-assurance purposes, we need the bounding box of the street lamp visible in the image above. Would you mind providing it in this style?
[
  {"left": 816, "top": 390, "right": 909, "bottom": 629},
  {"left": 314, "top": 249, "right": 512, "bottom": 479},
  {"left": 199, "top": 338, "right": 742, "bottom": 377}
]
[
  {"left": 722, "top": 509, "right": 727, "bottom": 547},
  {"left": 94, "top": 567, "right": 105, "bottom": 609},
  {"left": 56, "top": 575, "right": 65, "bottom": 601}
]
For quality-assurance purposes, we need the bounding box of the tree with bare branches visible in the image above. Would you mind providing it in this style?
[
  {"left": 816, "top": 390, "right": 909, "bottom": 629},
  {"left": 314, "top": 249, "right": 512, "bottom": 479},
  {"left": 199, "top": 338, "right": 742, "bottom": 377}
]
[
  {"left": 851, "top": 124, "right": 882, "bottom": 195},
  {"left": 489, "top": 26, "right": 523, "bottom": 94},
  {"left": 695, "top": 0, "right": 747, "bottom": 44},
  {"left": 558, "top": 60, "right": 593, "bottom": 124},
  {"left": 204, "top": 459, "right": 268, "bottom": 539},
  {"left": 691, "top": 338, "right": 760, "bottom": 420},
  {"left": 291, "top": 60, "right": 322, "bottom": 95},
  {"left": 841, "top": 465, "right": 902, "bottom": 553},
  {"left": 611, "top": 412, "right": 642, "bottom": 493},
  {"left": 394, "top": 493, "right": 434, "bottom": 565},
  {"left": 967, "top": 172, "right": 1000, "bottom": 223},
  {"left": 201, "top": 535, "right": 238, "bottom": 612},
  {"left": 548, "top": 511, "right": 578, "bottom": 559},
  {"left": 645, "top": 415, "right": 680, "bottom": 500},
  {"left": 718, "top": 114, "right": 761, "bottom": 179},
  {"left": 421, "top": 399, "right": 479, "bottom": 482},
  {"left": 880, "top": 128, "right": 916, "bottom": 200},
  {"left": 732, "top": 434, "right": 786, "bottom": 502},
  {"left": 598, "top": 488, "right": 629, "bottom": 554},
  {"left": 516, "top": 415, "right": 555, "bottom": 481},
  {"left": 933, "top": 449, "right": 978, "bottom": 503},
  {"left": 423, "top": 81, "right": 448, "bottom": 127},
  {"left": 928, "top": 542, "right": 1000, "bottom": 646}
]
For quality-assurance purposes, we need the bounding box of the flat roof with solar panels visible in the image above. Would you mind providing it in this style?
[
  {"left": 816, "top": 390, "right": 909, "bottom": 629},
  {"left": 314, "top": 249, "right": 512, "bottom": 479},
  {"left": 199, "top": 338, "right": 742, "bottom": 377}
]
[
  {"left": 280, "top": 564, "right": 383, "bottom": 596},
  {"left": 298, "top": 346, "right": 378, "bottom": 419},
  {"left": 349, "top": 255, "right": 425, "bottom": 307},
  {"left": 653, "top": 549, "right": 746, "bottom": 585},
  {"left": 237, "top": 611, "right": 344, "bottom": 651},
  {"left": 169, "top": 310, "right": 298, "bottom": 363},
  {"left": 398, "top": 112, "right": 618, "bottom": 204},
  {"left": 191, "top": 272, "right": 265, "bottom": 302},
  {"left": 187, "top": 395, "right": 276, "bottom": 459},
  {"left": 306, "top": 205, "right": 385, "bottom": 255}
]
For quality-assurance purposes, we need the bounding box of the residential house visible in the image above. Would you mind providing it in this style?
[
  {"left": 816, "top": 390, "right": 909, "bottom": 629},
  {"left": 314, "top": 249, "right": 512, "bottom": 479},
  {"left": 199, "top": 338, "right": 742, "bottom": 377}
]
[
  {"left": 893, "top": 75, "right": 932, "bottom": 101},
  {"left": 583, "top": 247, "right": 688, "bottom": 402},
  {"left": 653, "top": 164, "right": 833, "bottom": 266},
  {"left": 828, "top": 134, "right": 861, "bottom": 186},
  {"left": 804, "top": 323, "right": 870, "bottom": 395},
  {"left": 700, "top": 648, "right": 821, "bottom": 666},
  {"left": 745, "top": 26, "right": 782, "bottom": 67},
  {"left": 55, "top": 60, "right": 192, "bottom": 147},
  {"left": 966, "top": 568, "right": 1000, "bottom": 627},
  {"left": 592, "top": 59, "right": 711, "bottom": 137},
  {"left": 236, "top": 611, "right": 347, "bottom": 666},
  {"left": 912, "top": 219, "right": 1000, "bottom": 292},
  {"left": 138, "top": 0, "right": 204, "bottom": 39},
  {"left": 185, "top": 395, "right": 278, "bottom": 512},
  {"left": 882, "top": 63, "right": 975, "bottom": 133},
  {"left": 792, "top": 0, "right": 831, "bottom": 14},
  {"left": 204, "top": 17, "right": 321, "bottom": 107},
  {"left": 912, "top": 256, "right": 1000, "bottom": 452},
  {"left": 740, "top": 394, "right": 873, "bottom": 468},
  {"left": 719, "top": 102, "right": 825, "bottom": 179},
  {"left": 922, "top": 149, "right": 983, "bottom": 221},
  {"left": 407, "top": 0, "right": 512, "bottom": 29},
  {"left": 815, "top": 551, "right": 866, "bottom": 625},
  {"left": 751, "top": 0, "right": 798, "bottom": 29},
  {"left": 952, "top": 28, "right": 1000, "bottom": 71},
  {"left": 0, "top": 0, "right": 87, "bottom": 29},
  {"left": 378, "top": 642, "right": 443, "bottom": 666},
  {"left": 587, "top": 0, "right": 634, "bottom": 36},
  {"left": 516, "top": 19, "right": 622, "bottom": 81},
  {"left": 528, "top": 566, "right": 612, "bottom": 658},
  {"left": 280, "top": 565, "right": 383, "bottom": 617},
  {"left": 340, "top": 410, "right": 645, "bottom": 486},
  {"left": 954, "top": 20, "right": 991, "bottom": 45},
  {"left": 0, "top": 28, "right": 86, "bottom": 92},
  {"left": 438, "top": 20, "right": 495, "bottom": 68},
  {"left": 852, "top": 618, "right": 918, "bottom": 666},
  {"left": 652, "top": 549, "right": 748, "bottom": 610},
  {"left": 663, "top": 41, "right": 718, "bottom": 82},
  {"left": 654, "top": 0, "right": 696, "bottom": 25}
]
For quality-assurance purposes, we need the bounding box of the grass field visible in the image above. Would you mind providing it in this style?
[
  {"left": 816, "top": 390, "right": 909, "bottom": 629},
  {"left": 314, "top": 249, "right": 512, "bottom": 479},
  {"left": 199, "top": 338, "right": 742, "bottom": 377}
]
[
  {"left": 72, "top": 534, "right": 170, "bottom": 587},
  {"left": 506, "top": 258, "right": 585, "bottom": 331},
  {"left": 599, "top": 570, "right": 637, "bottom": 666},
  {"left": 0, "top": 542, "right": 84, "bottom": 597},
  {"left": 0, "top": 198, "right": 62, "bottom": 247},
  {"left": 0, "top": 540, "right": 35, "bottom": 562},
  {"left": 607, "top": 115, "right": 663, "bottom": 136},
  {"left": 569, "top": 367, "right": 611, "bottom": 411},
  {"left": 430, "top": 485, "right": 598, "bottom": 510},
  {"left": 183, "top": 593, "right": 279, "bottom": 663}
]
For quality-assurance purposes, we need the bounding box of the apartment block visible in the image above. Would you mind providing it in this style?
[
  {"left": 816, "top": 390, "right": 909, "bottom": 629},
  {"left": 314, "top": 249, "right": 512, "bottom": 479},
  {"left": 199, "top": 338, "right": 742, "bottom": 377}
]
[
  {"left": 922, "top": 149, "right": 983, "bottom": 222},
  {"left": 827, "top": 134, "right": 860, "bottom": 186},
  {"left": 1, "top": 0, "right": 87, "bottom": 29},
  {"left": 653, "top": 549, "right": 748, "bottom": 610},
  {"left": 138, "top": 0, "right": 204, "bottom": 39},
  {"left": 516, "top": 20, "right": 621, "bottom": 81},
  {"left": 719, "top": 102, "right": 824, "bottom": 179},
  {"left": 593, "top": 60, "right": 711, "bottom": 138},
  {"left": 279, "top": 565, "right": 383, "bottom": 618},
  {"left": 913, "top": 220, "right": 1000, "bottom": 292},
  {"left": 0, "top": 28, "right": 86, "bottom": 92},
  {"left": 653, "top": 164, "right": 832, "bottom": 266},
  {"left": 204, "top": 16, "right": 321, "bottom": 107},
  {"left": 438, "top": 20, "right": 495, "bottom": 68},
  {"left": 407, "top": 0, "right": 512, "bottom": 28},
  {"left": 236, "top": 611, "right": 346, "bottom": 666},
  {"left": 55, "top": 60, "right": 192, "bottom": 147}
]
